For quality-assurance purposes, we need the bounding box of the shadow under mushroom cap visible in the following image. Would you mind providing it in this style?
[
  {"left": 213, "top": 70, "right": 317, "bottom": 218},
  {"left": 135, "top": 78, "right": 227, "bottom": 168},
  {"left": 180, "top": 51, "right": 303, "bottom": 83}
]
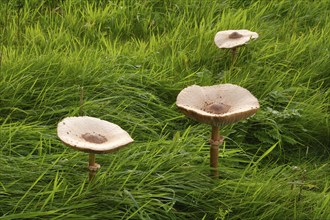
[
  {"left": 57, "top": 116, "right": 134, "bottom": 154},
  {"left": 176, "top": 84, "right": 260, "bottom": 126}
]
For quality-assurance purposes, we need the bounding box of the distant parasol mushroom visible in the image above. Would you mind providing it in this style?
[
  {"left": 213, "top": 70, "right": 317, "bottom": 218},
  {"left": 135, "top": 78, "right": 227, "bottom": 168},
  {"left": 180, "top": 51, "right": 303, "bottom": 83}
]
[
  {"left": 176, "top": 84, "right": 259, "bottom": 177},
  {"left": 214, "top": 29, "right": 258, "bottom": 63},
  {"left": 57, "top": 116, "right": 133, "bottom": 180}
]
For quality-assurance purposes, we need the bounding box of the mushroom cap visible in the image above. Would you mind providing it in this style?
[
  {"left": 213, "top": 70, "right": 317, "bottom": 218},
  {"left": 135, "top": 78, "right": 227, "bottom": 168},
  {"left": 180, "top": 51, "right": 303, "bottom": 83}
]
[
  {"left": 214, "top": 29, "right": 259, "bottom": 49},
  {"left": 176, "top": 84, "right": 259, "bottom": 126},
  {"left": 57, "top": 116, "right": 134, "bottom": 154}
]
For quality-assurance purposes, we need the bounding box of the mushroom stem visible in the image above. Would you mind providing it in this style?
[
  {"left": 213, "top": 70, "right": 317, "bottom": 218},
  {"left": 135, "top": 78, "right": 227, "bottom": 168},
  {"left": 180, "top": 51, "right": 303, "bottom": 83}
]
[
  {"left": 89, "top": 153, "right": 95, "bottom": 167},
  {"left": 88, "top": 153, "right": 100, "bottom": 181},
  {"left": 231, "top": 47, "right": 238, "bottom": 65},
  {"left": 210, "top": 126, "right": 223, "bottom": 177},
  {"left": 88, "top": 153, "right": 100, "bottom": 171}
]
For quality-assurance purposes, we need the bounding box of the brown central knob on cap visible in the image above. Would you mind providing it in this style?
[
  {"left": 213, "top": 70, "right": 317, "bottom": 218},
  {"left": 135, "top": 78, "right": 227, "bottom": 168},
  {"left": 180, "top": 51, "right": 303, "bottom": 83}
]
[
  {"left": 228, "top": 31, "right": 243, "bottom": 39},
  {"left": 81, "top": 133, "right": 107, "bottom": 144},
  {"left": 204, "top": 103, "right": 231, "bottom": 114}
]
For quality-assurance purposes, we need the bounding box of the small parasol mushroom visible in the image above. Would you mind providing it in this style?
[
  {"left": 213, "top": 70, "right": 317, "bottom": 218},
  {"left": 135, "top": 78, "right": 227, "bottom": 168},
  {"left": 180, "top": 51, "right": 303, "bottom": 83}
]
[
  {"left": 57, "top": 116, "right": 134, "bottom": 180},
  {"left": 214, "top": 29, "right": 258, "bottom": 64},
  {"left": 176, "top": 84, "right": 259, "bottom": 177}
]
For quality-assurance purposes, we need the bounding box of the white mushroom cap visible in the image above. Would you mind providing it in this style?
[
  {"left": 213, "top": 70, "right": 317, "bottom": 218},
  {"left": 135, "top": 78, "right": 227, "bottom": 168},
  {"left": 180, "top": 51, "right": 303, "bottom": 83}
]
[
  {"left": 214, "top": 29, "right": 259, "bottom": 49},
  {"left": 57, "top": 116, "right": 133, "bottom": 154},
  {"left": 176, "top": 84, "right": 259, "bottom": 126}
]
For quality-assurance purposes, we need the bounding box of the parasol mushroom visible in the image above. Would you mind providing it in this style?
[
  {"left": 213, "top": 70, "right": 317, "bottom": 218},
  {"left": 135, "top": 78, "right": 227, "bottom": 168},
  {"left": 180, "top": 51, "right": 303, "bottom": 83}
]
[
  {"left": 176, "top": 83, "right": 259, "bottom": 177},
  {"left": 214, "top": 29, "right": 258, "bottom": 64},
  {"left": 57, "top": 116, "right": 134, "bottom": 180}
]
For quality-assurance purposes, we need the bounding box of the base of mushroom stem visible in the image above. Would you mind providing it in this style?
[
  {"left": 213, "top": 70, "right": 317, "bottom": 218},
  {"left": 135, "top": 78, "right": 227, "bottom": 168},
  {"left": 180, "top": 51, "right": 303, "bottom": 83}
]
[{"left": 88, "top": 163, "right": 101, "bottom": 172}]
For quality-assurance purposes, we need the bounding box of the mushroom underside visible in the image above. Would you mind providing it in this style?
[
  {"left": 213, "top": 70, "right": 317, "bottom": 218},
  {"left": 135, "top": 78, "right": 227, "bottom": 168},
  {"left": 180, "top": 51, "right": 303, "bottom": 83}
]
[{"left": 178, "top": 105, "right": 258, "bottom": 126}]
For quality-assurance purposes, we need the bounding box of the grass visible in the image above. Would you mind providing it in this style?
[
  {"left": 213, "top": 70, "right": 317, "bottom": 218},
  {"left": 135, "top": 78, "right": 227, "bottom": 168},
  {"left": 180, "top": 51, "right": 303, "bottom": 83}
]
[{"left": 0, "top": 0, "right": 329, "bottom": 219}]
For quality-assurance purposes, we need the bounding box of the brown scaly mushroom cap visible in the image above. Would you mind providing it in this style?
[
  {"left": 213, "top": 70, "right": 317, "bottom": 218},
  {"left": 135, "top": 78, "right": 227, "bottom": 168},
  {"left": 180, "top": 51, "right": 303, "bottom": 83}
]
[
  {"left": 57, "top": 116, "right": 133, "bottom": 154},
  {"left": 214, "top": 29, "right": 259, "bottom": 49},
  {"left": 176, "top": 84, "right": 260, "bottom": 126}
]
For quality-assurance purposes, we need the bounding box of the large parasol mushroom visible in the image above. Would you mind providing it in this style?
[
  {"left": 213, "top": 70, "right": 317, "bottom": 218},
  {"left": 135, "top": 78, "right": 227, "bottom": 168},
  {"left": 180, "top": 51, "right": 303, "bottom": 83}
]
[
  {"left": 176, "top": 84, "right": 259, "bottom": 177},
  {"left": 57, "top": 116, "right": 133, "bottom": 180}
]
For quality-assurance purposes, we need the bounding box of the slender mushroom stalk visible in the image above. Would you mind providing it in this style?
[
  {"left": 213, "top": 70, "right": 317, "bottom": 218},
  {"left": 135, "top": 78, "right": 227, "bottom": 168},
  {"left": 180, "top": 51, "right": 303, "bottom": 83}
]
[
  {"left": 210, "top": 126, "right": 222, "bottom": 177},
  {"left": 88, "top": 153, "right": 100, "bottom": 180},
  {"left": 230, "top": 47, "right": 238, "bottom": 65},
  {"left": 88, "top": 153, "right": 100, "bottom": 170}
]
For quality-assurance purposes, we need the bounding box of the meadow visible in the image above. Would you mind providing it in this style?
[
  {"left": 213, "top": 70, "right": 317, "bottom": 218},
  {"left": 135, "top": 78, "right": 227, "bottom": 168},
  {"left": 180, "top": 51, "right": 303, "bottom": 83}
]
[{"left": 0, "top": 0, "right": 329, "bottom": 219}]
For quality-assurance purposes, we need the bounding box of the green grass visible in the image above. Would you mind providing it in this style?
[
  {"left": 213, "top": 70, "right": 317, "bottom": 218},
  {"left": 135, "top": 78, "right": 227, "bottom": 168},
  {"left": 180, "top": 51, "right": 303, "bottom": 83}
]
[{"left": 0, "top": 0, "right": 329, "bottom": 219}]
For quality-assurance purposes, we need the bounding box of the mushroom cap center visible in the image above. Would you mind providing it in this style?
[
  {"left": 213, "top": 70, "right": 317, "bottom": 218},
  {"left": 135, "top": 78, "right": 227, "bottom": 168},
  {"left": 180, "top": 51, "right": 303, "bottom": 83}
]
[
  {"left": 81, "top": 133, "right": 108, "bottom": 144},
  {"left": 204, "top": 103, "right": 231, "bottom": 114},
  {"left": 228, "top": 31, "right": 244, "bottom": 39}
]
